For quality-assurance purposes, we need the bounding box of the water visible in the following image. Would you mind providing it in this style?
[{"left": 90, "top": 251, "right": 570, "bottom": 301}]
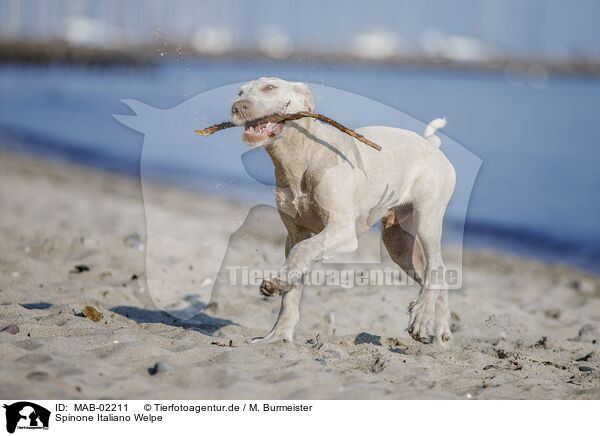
[{"left": 0, "top": 58, "right": 598, "bottom": 272}]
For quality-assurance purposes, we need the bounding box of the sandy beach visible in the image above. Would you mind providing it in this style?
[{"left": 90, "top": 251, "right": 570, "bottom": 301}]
[{"left": 1, "top": 150, "right": 599, "bottom": 400}]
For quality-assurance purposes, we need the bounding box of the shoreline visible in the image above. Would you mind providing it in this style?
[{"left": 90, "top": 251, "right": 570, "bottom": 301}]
[
  {"left": 0, "top": 150, "right": 599, "bottom": 399},
  {"left": 2, "top": 129, "right": 598, "bottom": 276},
  {"left": 2, "top": 41, "right": 600, "bottom": 79}
]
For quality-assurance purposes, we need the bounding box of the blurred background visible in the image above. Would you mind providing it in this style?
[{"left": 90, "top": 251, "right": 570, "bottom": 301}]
[{"left": 0, "top": 0, "right": 599, "bottom": 272}]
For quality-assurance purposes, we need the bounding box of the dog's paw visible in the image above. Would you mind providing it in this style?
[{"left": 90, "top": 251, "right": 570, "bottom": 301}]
[
  {"left": 434, "top": 313, "right": 453, "bottom": 345},
  {"left": 251, "top": 331, "right": 292, "bottom": 344},
  {"left": 408, "top": 300, "right": 435, "bottom": 343},
  {"left": 432, "top": 329, "right": 452, "bottom": 347},
  {"left": 259, "top": 278, "right": 293, "bottom": 297},
  {"left": 260, "top": 280, "right": 279, "bottom": 297}
]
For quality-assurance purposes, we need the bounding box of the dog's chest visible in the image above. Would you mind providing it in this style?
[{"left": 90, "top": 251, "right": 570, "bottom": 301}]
[{"left": 274, "top": 187, "right": 322, "bottom": 230}]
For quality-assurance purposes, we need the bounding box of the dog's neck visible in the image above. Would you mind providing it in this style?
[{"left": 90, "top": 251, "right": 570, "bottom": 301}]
[
  {"left": 265, "top": 118, "right": 353, "bottom": 194},
  {"left": 265, "top": 118, "right": 318, "bottom": 191}
]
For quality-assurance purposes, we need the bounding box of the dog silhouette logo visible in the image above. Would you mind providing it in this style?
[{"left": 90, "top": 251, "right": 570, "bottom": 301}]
[
  {"left": 2, "top": 402, "right": 50, "bottom": 433},
  {"left": 114, "top": 82, "right": 481, "bottom": 321}
]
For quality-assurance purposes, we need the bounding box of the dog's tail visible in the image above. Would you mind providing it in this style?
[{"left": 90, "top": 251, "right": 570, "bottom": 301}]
[{"left": 423, "top": 117, "right": 447, "bottom": 148}]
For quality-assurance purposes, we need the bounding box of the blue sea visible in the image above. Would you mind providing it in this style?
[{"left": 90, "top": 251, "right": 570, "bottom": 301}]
[{"left": 0, "top": 58, "right": 599, "bottom": 273}]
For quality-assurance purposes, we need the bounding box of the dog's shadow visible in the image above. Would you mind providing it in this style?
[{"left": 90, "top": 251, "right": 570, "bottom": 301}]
[{"left": 109, "top": 303, "right": 235, "bottom": 336}]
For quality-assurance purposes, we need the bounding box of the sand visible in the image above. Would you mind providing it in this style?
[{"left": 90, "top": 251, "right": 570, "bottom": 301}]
[{"left": 1, "top": 150, "right": 599, "bottom": 399}]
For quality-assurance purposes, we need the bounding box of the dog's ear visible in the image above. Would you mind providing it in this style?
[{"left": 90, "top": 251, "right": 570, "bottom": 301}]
[{"left": 294, "top": 83, "right": 315, "bottom": 112}]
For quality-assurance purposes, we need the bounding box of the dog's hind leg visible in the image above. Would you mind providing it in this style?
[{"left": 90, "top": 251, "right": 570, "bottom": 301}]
[
  {"left": 382, "top": 205, "right": 448, "bottom": 344},
  {"left": 381, "top": 204, "right": 426, "bottom": 286},
  {"left": 407, "top": 200, "right": 452, "bottom": 345}
]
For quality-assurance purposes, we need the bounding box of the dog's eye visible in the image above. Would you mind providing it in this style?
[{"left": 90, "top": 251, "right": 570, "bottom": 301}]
[
  {"left": 238, "top": 90, "right": 243, "bottom": 96},
  {"left": 263, "top": 85, "right": 276, "bottom": 92}
]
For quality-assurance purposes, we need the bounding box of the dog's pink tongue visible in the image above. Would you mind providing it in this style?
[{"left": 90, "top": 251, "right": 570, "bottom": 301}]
[{"left": 264, "top": 122, "right": 283, "bottom": 137}]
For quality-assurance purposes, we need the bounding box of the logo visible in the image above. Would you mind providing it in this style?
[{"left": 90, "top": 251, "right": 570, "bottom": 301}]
[
  {"left": 2, "top": 402, "right": 50, "bottom": 434},
  {"left": 113, "top": 82, "right": 481, "bottom": 320}
]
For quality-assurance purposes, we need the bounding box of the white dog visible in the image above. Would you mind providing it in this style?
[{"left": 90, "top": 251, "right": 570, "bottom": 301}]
[{"left": 231, "top": 78, "right": 455, "bottom": 345}]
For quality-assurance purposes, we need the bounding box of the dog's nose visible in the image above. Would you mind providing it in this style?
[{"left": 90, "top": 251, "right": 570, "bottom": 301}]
[{"left": 232, "top": 100, "right": 251, "bottom": 118}]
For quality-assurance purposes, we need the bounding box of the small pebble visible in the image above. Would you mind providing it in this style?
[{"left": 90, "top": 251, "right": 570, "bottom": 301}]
[
  {"left": 82, "top": 306, "right": 103, "bottom": 322},
  {"left": 148, "top": 362, "right": 168, "bottom": 375},
  {"left": 70, "top": 265, "right": 90, "bottom": 274},
  {"left": 575, "top": 352, "right": 593, "bottom": 362},
  {"left": 543, "top": 309, "right": 561, "bottom": 319},
  {"left": 211, "top": 341, "right": 227, "bottom": 347},
  {"left": 569, "top": 279, "right": 596, "bottom": 294},
  {"left": 579, "top": 366, "right": 595, "bottom": 372},
  {"left": 535, "top": 336, "right": 549, "bottom": 349},
  {"left": 21, "top": 303, "right": 52, "bottom": 310},
  {"left": 1, "top": 324, "right": 19, "bottom": 335},
  {"left": 354, "top": 332, "right": 382, "bottom": 346}
]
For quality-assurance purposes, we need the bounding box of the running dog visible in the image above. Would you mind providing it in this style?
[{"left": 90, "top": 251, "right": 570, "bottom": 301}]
[{"left": 230, "top": 77, "right": 455, "bottom": 345}]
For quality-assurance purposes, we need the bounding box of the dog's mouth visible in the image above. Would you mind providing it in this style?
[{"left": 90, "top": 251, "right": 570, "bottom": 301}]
[{"left": 243, "top": 116, "right": 285, "bottom": 143}]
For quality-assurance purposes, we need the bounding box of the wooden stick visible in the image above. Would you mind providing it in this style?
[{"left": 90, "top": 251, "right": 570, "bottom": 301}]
[{"left": 195, "top": 111, "right": 382, "bottom": 151}]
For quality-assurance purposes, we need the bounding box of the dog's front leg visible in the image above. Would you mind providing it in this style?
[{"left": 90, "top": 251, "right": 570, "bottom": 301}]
[
  {"left": 253, "top": 229, "right": 309, "bottom": 344},
  {"left": 261, "top": 220, "right": 358, "bottom": 296},
  {"left": 255, "top": 178, "right": 358, "bottom": 343},
  {"left": 254, "top": 220, "right": 357, "bottom": 343},
  {"left": 252, "top": 281, "right": 303, "bottom": 343}
]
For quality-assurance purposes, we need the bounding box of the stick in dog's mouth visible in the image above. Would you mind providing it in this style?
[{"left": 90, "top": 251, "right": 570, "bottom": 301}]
[
  {"left": 195, "top": 111, "right": 382, "bottom": 151},
  {"left": 243, "top": 114, "right": 285, "bottom": 141},
  {"left": 243, "top": 112, "right": 282, "bottom": 129}
]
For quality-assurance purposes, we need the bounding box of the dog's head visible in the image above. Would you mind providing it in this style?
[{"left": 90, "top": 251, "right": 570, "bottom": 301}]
[{"left": 231, "top": 77, "right": 314, "bottom": 148}]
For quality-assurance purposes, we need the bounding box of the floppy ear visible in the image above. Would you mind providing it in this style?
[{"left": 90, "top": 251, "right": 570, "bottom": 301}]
[{"left": 294, "top": 83, "right": 315, "bottom": 111}]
